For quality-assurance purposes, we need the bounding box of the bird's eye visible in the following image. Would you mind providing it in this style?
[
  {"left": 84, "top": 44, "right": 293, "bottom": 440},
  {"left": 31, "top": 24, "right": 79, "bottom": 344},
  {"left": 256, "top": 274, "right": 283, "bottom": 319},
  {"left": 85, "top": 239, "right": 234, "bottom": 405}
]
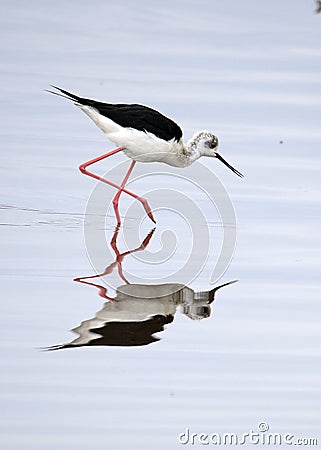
[{"left": 208, "top": 138, "right": 217, "bottom": 149}]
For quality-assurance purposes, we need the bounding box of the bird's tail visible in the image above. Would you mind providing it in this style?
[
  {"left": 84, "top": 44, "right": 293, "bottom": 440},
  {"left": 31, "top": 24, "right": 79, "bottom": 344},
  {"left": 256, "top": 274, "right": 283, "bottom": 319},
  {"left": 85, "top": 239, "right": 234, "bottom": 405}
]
[{"left": 45, "top": 85, "right": 83, "bottom": 103}]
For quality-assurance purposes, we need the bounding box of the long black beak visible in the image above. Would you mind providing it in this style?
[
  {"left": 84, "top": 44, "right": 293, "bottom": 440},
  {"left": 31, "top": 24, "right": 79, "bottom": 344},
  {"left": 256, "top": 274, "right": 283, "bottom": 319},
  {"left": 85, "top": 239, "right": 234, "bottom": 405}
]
[{"left": 216, "top": 153, "right": 244, "bottom": 178}]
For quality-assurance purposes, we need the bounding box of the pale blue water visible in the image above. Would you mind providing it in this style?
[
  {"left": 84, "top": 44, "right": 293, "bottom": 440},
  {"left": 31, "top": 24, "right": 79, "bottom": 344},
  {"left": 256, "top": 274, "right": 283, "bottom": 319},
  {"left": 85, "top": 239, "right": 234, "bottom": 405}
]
[{"left": 1, "top": 1, "right": 321, "bottom": 449}]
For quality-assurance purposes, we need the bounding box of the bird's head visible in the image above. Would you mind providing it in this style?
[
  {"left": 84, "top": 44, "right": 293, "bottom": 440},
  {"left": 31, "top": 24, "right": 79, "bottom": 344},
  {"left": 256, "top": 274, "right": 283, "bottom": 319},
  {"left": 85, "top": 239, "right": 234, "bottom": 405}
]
[{"left": 190, "top": 131, "right": 243, "bottom": 177}]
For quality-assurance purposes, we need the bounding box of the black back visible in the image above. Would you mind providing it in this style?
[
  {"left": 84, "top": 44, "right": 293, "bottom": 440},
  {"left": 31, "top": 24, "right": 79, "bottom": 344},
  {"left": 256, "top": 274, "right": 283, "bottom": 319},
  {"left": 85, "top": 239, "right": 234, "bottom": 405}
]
[{"left": 52, "top": 87, "right": 183, "bottom": 142}]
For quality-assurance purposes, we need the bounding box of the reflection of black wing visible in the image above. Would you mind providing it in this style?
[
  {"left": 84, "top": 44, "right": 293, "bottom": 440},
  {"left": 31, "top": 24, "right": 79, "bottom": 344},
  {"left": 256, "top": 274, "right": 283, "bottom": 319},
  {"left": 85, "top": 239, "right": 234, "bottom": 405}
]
[
  {"left": 87, "top": 315, "right": 174, "bottom": 347},
  {"left": 47, "top": 315, "right": 174, "bottom": 350},
  {"left": 50, "top": 86, "right": 183, "bottom": 142}
]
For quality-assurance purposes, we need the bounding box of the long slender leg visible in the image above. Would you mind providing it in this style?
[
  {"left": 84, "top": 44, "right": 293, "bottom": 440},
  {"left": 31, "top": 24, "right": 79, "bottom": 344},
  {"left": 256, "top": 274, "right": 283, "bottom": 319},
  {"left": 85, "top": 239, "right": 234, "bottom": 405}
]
[
  {"left": 112, "top": 160, "right": 136, "bottom": 225},
  {"left": 79, "top": 148, "right": 155, "bottom": 223}
]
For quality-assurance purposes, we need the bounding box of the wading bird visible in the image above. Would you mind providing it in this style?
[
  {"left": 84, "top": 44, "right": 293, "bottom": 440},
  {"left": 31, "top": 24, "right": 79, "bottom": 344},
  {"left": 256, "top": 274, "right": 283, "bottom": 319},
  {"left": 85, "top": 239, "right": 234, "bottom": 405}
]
[{"left": 48, "top": 86, "right": 243, "bottom": 224}]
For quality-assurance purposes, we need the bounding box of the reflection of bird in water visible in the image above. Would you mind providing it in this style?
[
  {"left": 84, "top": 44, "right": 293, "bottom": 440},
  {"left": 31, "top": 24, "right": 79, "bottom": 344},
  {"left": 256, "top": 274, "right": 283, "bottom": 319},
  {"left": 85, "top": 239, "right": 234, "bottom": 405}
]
[
  {"left": 47, "top": 280, "right": 237, "bottom": 350},
  {"left": 47, "top": 86, "right": 243, "bottom": 224},
  {"left": 316, "top": 1, "right": 321, "bottom": 13},
  {"left": 46, "top": 226, "right": 237, "bottom": 349}
]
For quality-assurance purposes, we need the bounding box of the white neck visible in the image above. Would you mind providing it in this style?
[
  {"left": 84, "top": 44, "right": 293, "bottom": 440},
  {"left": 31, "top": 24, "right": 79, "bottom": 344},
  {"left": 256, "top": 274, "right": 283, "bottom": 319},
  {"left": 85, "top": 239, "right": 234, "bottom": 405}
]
[{"left": 183, "top": 133, "right": 208, "bottom": 165}]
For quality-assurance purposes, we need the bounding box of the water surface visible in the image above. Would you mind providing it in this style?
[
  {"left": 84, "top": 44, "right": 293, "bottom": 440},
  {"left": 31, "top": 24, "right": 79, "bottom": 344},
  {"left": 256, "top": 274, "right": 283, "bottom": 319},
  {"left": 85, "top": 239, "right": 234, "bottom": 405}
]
[{"left": 1, "top": 1, "right": 321, "bottom": 449}]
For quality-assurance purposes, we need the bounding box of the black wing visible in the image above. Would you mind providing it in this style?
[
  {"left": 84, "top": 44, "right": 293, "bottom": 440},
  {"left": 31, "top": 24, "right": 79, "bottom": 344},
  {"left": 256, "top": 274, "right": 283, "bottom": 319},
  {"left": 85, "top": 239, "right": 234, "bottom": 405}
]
[{"left": 49, "top": 86, "right": 183, "bottom": 142}]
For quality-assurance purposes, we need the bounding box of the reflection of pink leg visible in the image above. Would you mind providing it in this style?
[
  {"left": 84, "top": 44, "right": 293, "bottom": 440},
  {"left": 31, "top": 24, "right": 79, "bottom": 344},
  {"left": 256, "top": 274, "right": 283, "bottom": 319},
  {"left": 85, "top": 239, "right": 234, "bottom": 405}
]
[
  {"left": 74, "top": 227, "right": 156, "bottom": 299},
  {"left": 73, "top": 276, "right": 115, "bottom": 301},
  {"left": 110, "top": 225, "right": 155, "bottom": 283},
  {"left": 79, "top": 148, "right": 155, "bottom": 224}
]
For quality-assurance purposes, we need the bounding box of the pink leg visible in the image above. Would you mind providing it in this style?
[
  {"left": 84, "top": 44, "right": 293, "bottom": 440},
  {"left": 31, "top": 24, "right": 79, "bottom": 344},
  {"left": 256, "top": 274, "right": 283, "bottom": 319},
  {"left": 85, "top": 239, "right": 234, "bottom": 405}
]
[
  {"left": 112, "top": 160, "right": 136, "bottom": 225},
  {"left": 79, "top": 148, "right": 156, "bottom": 223}
]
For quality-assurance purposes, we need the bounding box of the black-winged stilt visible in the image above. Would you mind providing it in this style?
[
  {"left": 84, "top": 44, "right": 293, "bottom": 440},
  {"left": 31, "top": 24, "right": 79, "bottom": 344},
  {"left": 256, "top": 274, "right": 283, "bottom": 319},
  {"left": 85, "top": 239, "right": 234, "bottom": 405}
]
[{"left": 48, "top": 86, "right": 243, "bottom": 224}]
